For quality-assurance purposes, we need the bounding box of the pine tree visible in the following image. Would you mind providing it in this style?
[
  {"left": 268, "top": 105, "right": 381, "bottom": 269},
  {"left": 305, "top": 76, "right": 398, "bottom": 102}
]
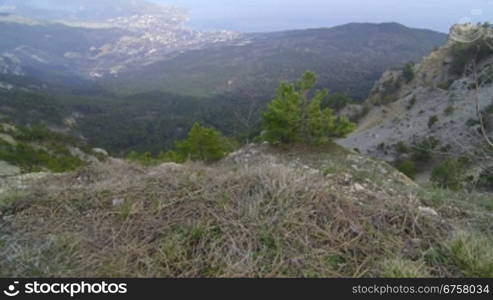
[
  {"left": 175, "top": 122, "right": 226, "bottom": 162},
  {"left": 262, "top": 83, "right": 301, "bottom": 144},
  {"left": 262, "top": 71, "right": 356, "bottom": 144}
]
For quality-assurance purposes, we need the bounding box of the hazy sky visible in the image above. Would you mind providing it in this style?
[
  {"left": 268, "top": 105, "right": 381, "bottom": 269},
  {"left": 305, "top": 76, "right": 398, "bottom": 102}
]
[{"left": 151, "top": 0, "right": 493, "bottom": 32}]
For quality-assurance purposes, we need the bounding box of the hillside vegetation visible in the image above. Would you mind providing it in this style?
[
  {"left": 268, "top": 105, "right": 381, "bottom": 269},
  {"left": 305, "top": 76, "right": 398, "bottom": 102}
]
[
  {"left": 1, "top": 143, "right": 491, "bottom": 277},
  {"left": 0, "top": 122, "right": 103, "bottom": 174}
]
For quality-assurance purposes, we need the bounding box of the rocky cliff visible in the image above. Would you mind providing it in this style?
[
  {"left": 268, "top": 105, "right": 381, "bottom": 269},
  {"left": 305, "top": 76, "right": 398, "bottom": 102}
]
[{"left": 340, "top": 24, "right": 493, "bottom": 177}]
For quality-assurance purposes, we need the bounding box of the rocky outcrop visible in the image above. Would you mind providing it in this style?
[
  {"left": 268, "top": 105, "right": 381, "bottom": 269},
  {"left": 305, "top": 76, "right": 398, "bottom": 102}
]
[{"left": 340, "top": 24, "right": 493, "bottom": 165}]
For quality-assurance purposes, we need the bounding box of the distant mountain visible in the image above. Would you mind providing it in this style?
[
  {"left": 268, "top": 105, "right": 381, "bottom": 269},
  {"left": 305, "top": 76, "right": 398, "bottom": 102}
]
[
  {"left": 106, "top": 22, "right": 447, "bottom": 100},
  {"left": 0, "top": 2, "right": 447, "bottom": 101}
]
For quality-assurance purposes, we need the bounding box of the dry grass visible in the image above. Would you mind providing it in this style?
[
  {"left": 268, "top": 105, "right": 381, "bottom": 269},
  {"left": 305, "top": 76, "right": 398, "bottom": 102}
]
[{"left": 0, "top": 146, "right": 489, "bottom": 278}]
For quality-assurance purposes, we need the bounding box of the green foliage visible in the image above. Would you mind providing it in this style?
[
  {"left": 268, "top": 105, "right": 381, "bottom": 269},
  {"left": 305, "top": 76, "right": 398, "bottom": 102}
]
[
  {"left": 437, "top": 80, "right": 453, "bottom": 90},
  {"left": 0, "top": 124, "right": 85, "bottom": 173},
  {"left": 127, "top": 123, "right": 233, "bottom": 165},
  {"left": 450, "top": 33, "right": 493, "bottom": 75},
  {"left": 411, "top": 137, "right": 440, "bottom": 162},
  {"left": 477, "top": 167, "right": 493, "bottom": 191},
  {"left": 444, "top": 232, "right": 493, "bottom": 277},
  {"left": 127, "top": 151, "right": 157, "bottom": 166},
  {"left": 466, "top": 118, "right": 481, "bottom": 127},
  {"left": 379, "top": 257, "right": 429, "bottom": 278},
  {"left": 395, "top": 141, "right": 410, "bottom": 154},
  {"left": 324, "top": 93, "right": 350, "bottom": 112},
  {"left": 175, "top": 123, "right": 229, "bottom": 162},
  {"left": 431, "top": 159, "right": 468, "bottom": 191},
  {"left": 402, "top": 62, "right": 415, "bottom": 83},
  {"left": 407, "top": 96, "right": 417, "bottom": 110},
  {"left": 444, "top": 106, "right": 455, "bottom": 116},
  {"left": 262, "top": 83, "right": 302, "bottom": 144},
  {"left": 397, "top": 160, "right": 417, "bottom": 179},
  {"left": 262, "top": 72, "right": 356, "bottom": 145},
  {"left": 428, "top": 115, "right": 439, "bottom": 128}
]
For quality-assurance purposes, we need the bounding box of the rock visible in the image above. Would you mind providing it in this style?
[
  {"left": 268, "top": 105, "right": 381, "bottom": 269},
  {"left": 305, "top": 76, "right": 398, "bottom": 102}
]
[
  {"left": 0, "top": 81, "right": 13, "bottom": 90},
  {"left": 112, "top": 198, "right": 125, "bottom": 207},
  {"left": 0, "top": 133, "right": 16, "bottom": 146},
  {"left": 353, "top": 183, "right": 365, "bottom": 192},
  {"left": 147, "top": 162, "right": 184, "bottom": 177},
  {"left": 342, "top": 174, "right": 353, "bottom": 185},
  {"left": 418, "top": 206, "right": 439, "bottom": 217},
  {"left": 1, "top": 124, "right": 18, "bottom": 133},
  {"left": 92, "top": 148, "right": 109, "bottom": 157},
  {"left": 157, "top": 162, "right": 183, "bottom": 172},
  {"left": 0, "top": 161, "right": 21, "bottom": 177}
]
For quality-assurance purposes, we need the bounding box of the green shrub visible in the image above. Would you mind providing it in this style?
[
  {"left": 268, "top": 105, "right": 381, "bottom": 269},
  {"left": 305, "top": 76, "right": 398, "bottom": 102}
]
[
  {"left": 444, "top": 106, "right": 455, "bottom": 116},
  {"left": 477, "top": 167, "right": 493, "bottom": 190},
  {"left": 431, "top": 159, "right": 467, "bottom": 191},
  {"left": 444, "top": 232, "right": 493, "bottom": 277},
  {"left": 403, "top": 62, "right": 415, "bottom": 83},
  {"left": 397, "top": 160, "right": 417, "bottom": 179},
  {"left": 380, "top": 95, "right": 398, "bottom": 105},
  {"left": 428, "top": 115, "right": 439, "bottom": 128},
  {"left": 437, "top": 80, "right": 453, "bottom": 90},
  {"left": 175, "top": 123, "right": 230, "bottom": 162},
  {"left": 263, "top": 71, "right": 355, "bottom": 145},
  {"left": 128, "top": 123, "right": 232, "bottom": 164},
  {"left": 407, "top": 96, "right": 417, "bottom": 110},
  {"left": 0, "top": 141, "right": 84, "bottom": 173},
  {"left": 395, "top": 141, "right": 410, "bottom": 154},
  {"left": 379, "top": 257, "right": 430, "bottom": 278},
  {"left": 127, "top": 151, "right": 156, "bottom": 166},
  {"left": 325, "top": 93, "right": 350, "bottom": 112},
  {"left": 411, "top": 137, "right": 440, "bottom": 162},
  {"left": 466, "top": 118, "right": 480, "bottom": 127},
  {"left": 450, "top": 33, "right": 493, "bottom": 75}
]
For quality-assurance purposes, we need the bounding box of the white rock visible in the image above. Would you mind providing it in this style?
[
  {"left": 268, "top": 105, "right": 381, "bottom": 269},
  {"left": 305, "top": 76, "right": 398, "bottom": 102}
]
[
  {"left": 418, "top": 206, "right": 439, "bottom": 217},
  {"left": 112, "top": 198, "right": 125, "bottom": 207},
  {"left": 353, "top": 183, "right": 365, "bottom": 192},
  {"left": 92, "top": 148, "right": 109, "bottom": 157}
]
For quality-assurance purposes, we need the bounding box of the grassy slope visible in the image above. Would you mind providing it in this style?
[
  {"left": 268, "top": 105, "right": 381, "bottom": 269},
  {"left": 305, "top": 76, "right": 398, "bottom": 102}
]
[{"left": 0, "top": 144, "right": 491, "bottom": 277}]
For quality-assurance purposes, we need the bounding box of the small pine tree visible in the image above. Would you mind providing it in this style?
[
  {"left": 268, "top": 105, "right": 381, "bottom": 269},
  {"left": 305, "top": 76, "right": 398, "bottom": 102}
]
[
  {"left": 403, "top": 62, "right": 415, "bottom": 83},
  {"left": 262, "top": 83, "right": 301, "bottom": 144},
  {"left": 306, "top": 90, "right": 332, "bottom": 144},
  {"left": 175, "top": 122, "right": 227, "bottom": 162},
  {"left": 431, "top": 159, "right": 467, "bottom": 191},
  {"left": 325, "top": 93, "right": 350, "bottom": 112},
  {"left": 262, "top": 71, "right": 356, "bottom": 145}
]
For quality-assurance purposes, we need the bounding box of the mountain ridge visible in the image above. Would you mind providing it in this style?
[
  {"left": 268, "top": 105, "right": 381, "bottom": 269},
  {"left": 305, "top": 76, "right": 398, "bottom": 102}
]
[{"left": 105, "top": 22, "right": 447, "bottom": 100}]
